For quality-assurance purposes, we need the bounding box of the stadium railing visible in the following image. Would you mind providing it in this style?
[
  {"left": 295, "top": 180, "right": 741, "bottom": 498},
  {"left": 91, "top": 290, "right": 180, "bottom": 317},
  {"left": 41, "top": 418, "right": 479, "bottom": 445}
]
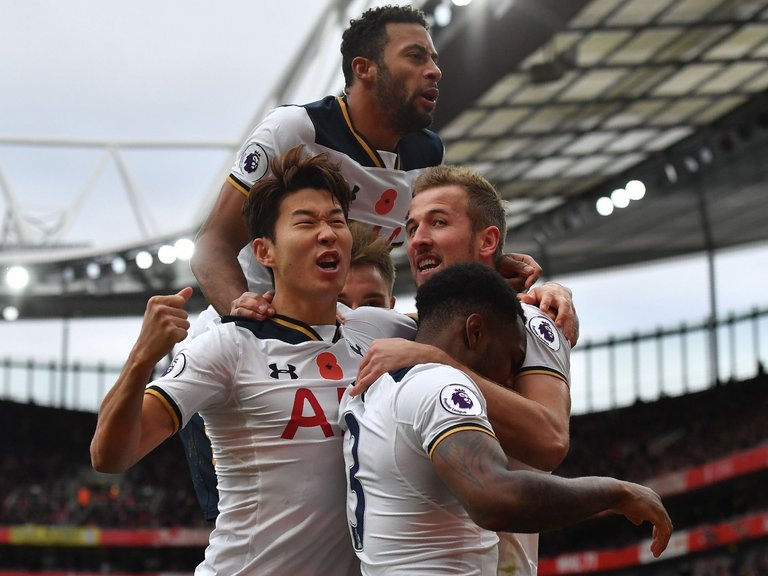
[{"left": 2, "top": 306, "right": 766, "bottom": 414}]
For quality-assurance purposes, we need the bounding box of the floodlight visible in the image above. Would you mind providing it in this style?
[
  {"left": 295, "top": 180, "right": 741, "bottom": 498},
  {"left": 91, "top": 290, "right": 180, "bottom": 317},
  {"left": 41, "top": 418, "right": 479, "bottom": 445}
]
[{"left": 6, "top": 266, "right": 29, "bottom": 290}]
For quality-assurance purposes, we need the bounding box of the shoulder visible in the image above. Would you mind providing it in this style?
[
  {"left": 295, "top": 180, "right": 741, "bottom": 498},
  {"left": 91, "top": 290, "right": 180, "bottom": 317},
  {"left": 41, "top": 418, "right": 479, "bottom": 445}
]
[
  {"left": 394, "top": 363, "right": 481, "bottom": 406},
  {"left": 518, "top": 303, "right": 571, "bottom": 382},
  {"left": 221, "top": 315, "right": 327, "bottom": 345},
  {"left": 247, "top": 103, "right": 315, "bottom": 146},
  {"left": 232, "top": 103, "right": 315, "bottom": 186},
  {"left": 341, "top": 306, "right": 417, "bottom": 342},
  {"left": 301, "top": 95, "right": 339, "bottom": 115},
  {"left": 398, "top": 128, "right": 445, "bottom": 169},
  {"left": 520, "top": 303, "right": 568, "bottom": 354}
]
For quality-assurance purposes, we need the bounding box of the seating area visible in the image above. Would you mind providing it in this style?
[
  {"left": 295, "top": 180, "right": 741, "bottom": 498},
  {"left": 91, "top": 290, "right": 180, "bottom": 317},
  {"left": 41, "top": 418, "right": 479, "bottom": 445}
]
[{"left": 1, "top": 374, "right": 766, "bottom": 574}]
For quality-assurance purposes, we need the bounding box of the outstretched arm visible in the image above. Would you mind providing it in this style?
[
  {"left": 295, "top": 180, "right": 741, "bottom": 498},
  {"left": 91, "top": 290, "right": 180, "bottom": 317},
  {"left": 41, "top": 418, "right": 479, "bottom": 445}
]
[
  {"left": 191, "top": 180, "right": 251, "bottom": 315},
  {"left": 90, "top": 288, "right": 193, "bottom": 473},
  {"left": 432, "top": 430, "right": 672, "bottom": 558}
]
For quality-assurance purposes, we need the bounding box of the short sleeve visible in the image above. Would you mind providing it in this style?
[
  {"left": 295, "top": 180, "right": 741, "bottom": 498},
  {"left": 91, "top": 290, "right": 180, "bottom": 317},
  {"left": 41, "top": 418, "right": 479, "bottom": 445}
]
[
  {"left": 146, "top": 324, "right": 241, "bottom": 430},
  {"left": 394, "top": 364, "right": 495, "bottom": 460}
]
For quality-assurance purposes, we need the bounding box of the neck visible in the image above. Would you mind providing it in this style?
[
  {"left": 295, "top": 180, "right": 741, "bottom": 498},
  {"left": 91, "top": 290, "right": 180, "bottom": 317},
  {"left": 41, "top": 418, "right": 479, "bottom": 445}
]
[
  {"left": 417, "top": 325, "right": 479, "bottom": 373},
  {"left": 271, "top": 290, "right": 339, "bottom": 326},
  {"left": 345, "top": 91, "right": 401, "bottom": 152},
  {"left": 416, "top": 327, "right": 456, "bottom": 358}
]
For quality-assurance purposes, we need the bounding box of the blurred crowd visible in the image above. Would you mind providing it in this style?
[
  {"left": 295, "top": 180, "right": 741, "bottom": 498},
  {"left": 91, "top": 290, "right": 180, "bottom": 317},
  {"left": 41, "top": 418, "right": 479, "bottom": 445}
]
[
  {"left": 557, "top": 374, "right": 768, "bottom": 482},
  {"left": 1, "top": 374, "right": 766, "bottom": 575},
  {"left": 539, "top": 374, "right": 768, "bottom": 559},
  {"left": 0, "top": 401, "right": 206, "bottom": 528}
]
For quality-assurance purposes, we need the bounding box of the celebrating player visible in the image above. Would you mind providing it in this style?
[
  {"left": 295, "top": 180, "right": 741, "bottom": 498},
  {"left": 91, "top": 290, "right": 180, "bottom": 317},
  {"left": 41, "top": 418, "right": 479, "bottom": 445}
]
[
  {"left": 190, "top": 4, "right": 564, "bottom": 335},
  {"left": 91, "top": 147, "right": 416, "bottom": 575},
  {"left": 352, "top": 164, "right": 575, "bottom": 575},
  {"left": 339, "top": 262, "right": 672, "bottom": 574}
]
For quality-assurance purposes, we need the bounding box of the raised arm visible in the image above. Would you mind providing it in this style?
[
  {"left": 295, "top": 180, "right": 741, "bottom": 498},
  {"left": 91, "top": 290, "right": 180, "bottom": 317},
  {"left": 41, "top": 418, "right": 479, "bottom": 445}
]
[
  {"left": 190, "top": 180, "right": 252, "bottom": 315},
  {"left": 431, "top": 430, "right": 672, "bottom": 558},
  {"left": 90, "top": 288, "right": 192, "bottom": 473}
]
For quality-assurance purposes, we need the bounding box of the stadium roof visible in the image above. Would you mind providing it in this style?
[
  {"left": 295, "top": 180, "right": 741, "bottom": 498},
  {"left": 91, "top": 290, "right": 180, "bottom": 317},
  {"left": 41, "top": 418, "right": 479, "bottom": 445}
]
[{"left": 3, "top": 0, "right": 768, "bottom": 317}]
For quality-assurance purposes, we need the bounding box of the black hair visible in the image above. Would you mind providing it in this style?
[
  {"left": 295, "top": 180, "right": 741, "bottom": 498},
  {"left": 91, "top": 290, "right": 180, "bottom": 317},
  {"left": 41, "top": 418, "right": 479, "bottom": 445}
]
[
  {"left": 340, "top": 4, "right": 429, "bottom": 90},
  {"left": 415, "top": 262, "right": 524, "bottom": 330},
  {"left": 242, "top": 145, "right": 351, "bottom": 241}
]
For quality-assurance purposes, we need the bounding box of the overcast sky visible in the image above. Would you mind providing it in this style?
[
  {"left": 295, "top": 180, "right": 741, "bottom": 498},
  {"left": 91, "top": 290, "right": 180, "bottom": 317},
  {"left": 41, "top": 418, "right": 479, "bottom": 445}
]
[{"left": 1, "top": 1, "right": 767, "bottom": 410}]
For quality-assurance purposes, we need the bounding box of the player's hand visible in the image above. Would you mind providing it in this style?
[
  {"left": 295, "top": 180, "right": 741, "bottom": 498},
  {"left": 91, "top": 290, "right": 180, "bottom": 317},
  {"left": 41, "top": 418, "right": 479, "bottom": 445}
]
[
  {"left": 136, "top": 287, "right": 193, "bottom": 365},
  {"left": 497, "top": 253, "right": 542, "bottom": 292},
  {"left": 351, "top": 339, "right": 448, "bottom": 396},
  {"left": 518, "top": 282, "right": 579, "bottom": 347},
  {"left": 611, "top": 481, "right": 673, "bottom": 558},
  {"left": 230, "top": 290, "right": 275, "bottom": 320}
]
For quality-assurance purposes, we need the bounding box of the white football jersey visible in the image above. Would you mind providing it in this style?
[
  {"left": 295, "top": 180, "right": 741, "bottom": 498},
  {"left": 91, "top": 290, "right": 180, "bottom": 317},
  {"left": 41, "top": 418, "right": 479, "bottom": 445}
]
[
  {"left": 149, "top": 307, "right": 416, "bottom": 576},
  {"left": 339, "top": 363, "right": 500, "bottom": 575},
  {"left": 229, "top": 95, "right": 444, "bottom": 295}
]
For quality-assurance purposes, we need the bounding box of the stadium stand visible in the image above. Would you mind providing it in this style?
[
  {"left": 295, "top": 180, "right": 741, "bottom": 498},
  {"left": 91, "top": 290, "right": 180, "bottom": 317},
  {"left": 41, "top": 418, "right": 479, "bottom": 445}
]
[
  {"left": 1, "top": 371, "right": 766, "bottom": 574},
  {"left": 538, "top": 372, "right": 768, "bottom": 575}
]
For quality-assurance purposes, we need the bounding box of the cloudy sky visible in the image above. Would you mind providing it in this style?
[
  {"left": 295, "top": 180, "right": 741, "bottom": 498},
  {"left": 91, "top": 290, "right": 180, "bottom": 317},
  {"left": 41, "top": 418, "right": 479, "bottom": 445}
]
[{"left": 1, "top": 0, "right": 767, "bottom": 410}]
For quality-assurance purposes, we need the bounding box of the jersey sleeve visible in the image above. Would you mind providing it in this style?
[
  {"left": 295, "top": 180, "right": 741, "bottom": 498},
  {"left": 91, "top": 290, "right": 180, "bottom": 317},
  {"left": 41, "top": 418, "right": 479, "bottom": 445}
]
[
  {"left": 517, "top": 303, "right": 571, "bottom": 387},
  {"left": 228, "top": 105, "right": 315, "bottom": 194},
  {"left": 394, "top": 364, "right": 495, "bottom": 460},
  {"left": 229, "top": 104, "right": 318, "bottom": 294},
  {"left": 145, "top": 324, "right": 241, "bottom": 431}
]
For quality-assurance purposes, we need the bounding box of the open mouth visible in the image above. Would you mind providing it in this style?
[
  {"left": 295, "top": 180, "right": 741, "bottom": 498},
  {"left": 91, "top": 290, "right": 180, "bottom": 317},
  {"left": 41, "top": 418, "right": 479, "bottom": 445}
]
[
  {"left": 416, "top": 256, "right": 441, "bottom": 272},
  {"left": 317, "top": 253, "right": 340, "bottom": 270},
  {"left": 421, "top": 88, "right": 439, "bottom": 103}
]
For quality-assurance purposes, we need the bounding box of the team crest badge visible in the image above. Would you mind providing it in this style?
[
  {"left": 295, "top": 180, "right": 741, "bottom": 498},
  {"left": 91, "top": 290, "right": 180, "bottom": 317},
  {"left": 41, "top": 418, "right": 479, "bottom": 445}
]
[
  {"left": 439, "top": 384, "right": 482, "bottom": 416},
  {"left": 161, "top": 352, "right": 187, "bottom": 378},
  {"left": 527, "top": 315, "right": 561, "bottom": 351},
  {"left": 240, "top": 143, "right": 269, "bottom": 181}
]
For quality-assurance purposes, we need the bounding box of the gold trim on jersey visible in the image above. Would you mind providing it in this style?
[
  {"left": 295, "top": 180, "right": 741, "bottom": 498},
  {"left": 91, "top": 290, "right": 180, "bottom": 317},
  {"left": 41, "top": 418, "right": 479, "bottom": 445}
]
[
  {"left": 227, "top": 174, "right": 250, "bottom": 196},
  {"left": 515, "top": 366, "right": 569, "bottom": 386},
  {"left": 337, "top": 96, "right": 401, "bottom": 170},
  {"left": 427, "top": 424, "right": 496, "bottom": 460},
  {"left": 270, "top": 316, "right": 324, "bottom": 341},
  {"left": 145, "top": 387, "right": 181, "bottom": 432}
]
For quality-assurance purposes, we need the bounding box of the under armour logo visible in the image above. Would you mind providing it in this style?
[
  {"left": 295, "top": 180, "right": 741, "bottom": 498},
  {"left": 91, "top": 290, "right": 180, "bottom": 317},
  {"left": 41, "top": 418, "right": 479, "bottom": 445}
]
[{"left": 269, "top": 363, "right": 298, "bottom": 380}]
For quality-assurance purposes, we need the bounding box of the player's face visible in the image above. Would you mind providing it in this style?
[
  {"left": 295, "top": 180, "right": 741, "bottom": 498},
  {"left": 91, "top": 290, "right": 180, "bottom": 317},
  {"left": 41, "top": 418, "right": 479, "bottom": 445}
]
[
  {"left": 375, "top": 22, "right": 441, "bottom": 133},
  {"left": 406, "top": 185, "right": 492, "bottom": 287},
  {"left": 264, "top": 187, "right": 352, "bottom": 299},
  {"left": 339, "top": 264, "right": 395, "bottom": 309}
]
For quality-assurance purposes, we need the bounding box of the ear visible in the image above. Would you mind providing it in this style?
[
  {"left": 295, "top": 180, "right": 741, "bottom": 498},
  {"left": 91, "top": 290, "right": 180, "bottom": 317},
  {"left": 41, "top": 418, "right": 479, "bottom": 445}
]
[
  {"left": 477, "top": 226, "right": 501, "bottom": 260},
  {"left": 463, "top": 313, "right": 485, "bottom": 351},
  {"left": 351, "top": 55, "right": 376, "bottom": 84},
  {"left": 253, "top": 238, "right": 275, "bottom": 269},
  {"left": 389, "top": 295, "right": 397, "bottom": 309}
]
